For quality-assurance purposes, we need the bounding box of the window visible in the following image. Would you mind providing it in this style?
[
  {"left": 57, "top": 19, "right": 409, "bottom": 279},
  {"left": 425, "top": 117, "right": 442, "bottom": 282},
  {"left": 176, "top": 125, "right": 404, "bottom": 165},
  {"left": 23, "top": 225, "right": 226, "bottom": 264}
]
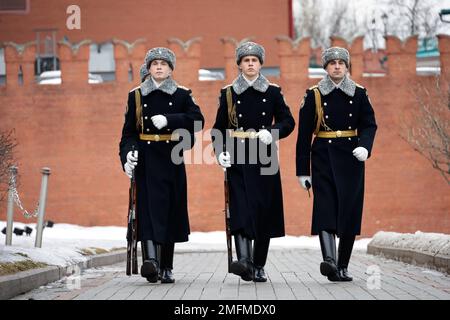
[
  {"left": 89, "top": 42, "right": 116, "bottom": 82},
  {"left": 0, "top": 0, "right": 29, "bottom": 13}
]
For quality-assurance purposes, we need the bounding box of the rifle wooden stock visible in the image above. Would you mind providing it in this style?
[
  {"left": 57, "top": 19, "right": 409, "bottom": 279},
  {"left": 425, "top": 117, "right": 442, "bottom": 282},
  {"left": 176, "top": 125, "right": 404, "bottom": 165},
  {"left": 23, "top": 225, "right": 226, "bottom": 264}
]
[{"left": 224, "top": 169, "right": 232, "bottom": 272}]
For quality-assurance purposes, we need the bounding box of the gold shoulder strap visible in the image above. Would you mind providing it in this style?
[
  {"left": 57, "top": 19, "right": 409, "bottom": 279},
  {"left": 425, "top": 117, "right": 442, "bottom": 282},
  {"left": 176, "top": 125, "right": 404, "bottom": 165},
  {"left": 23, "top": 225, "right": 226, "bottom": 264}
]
[
  {"left": 313, "top": 88, "right": 323, "bottom": 135},
  {"left": 226, "top": 87, "right": 238, "bottom": 128},
  {"left": 134, "top": 89, "right": 143, "bottom": 131}
]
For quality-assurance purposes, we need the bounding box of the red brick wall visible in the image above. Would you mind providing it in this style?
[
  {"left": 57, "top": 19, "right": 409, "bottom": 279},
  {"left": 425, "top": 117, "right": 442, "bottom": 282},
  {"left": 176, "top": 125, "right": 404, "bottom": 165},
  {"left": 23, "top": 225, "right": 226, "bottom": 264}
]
[
  {"left": 0, "top": 35, "right": 449, "bottom": 237},
  {"left": 0, "top": 0, "right": 289, "bottom": 68}
]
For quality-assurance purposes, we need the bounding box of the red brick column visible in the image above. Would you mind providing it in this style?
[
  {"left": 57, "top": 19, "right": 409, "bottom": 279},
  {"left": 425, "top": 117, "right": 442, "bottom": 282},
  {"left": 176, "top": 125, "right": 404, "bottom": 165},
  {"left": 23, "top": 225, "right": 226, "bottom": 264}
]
[
  {"left": 385, "top": 35, "right": 418, "bottom": 79},
  {"left": 276, "top": 36, "right": 310, "bottom": 81},
  {"left": 113, "top": 38, "right": 147, "bottom": 83},
  {"left": 437, "top": 34, "right": 450, "bottom": 80},
  {"left": 349, "top": 36, "right": 364, "bottom": 80},
  {"left": 58, "top": 40, "right": 91, "bottom": 85},
  {"left": 221, "top": 37, "right": 240, "bottom": 83},
  {"left": 168, "top": 37, "right": 202, "bottom": 86},
  {"left": 4, "top": 41, "right": 36, "bottom": 87}
]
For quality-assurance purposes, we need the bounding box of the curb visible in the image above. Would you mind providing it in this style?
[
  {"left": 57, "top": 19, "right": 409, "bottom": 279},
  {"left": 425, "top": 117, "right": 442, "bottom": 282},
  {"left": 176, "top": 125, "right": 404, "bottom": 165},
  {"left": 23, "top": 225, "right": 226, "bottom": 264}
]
[
  {"left": 367, "top": 244, "right": 449, "bottom": 274},
  {"left": 0, "top": 250, "right": 128, "bottom": 300}
]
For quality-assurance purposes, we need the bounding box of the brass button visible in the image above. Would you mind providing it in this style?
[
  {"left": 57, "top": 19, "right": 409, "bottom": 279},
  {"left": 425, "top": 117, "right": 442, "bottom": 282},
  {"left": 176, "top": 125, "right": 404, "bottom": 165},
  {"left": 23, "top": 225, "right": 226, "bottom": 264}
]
[
  {"left": 237, "top": 100, "right": 241, "bottom": 104},
  {"left": 144, "top": 104, "right": 147, "bottom": 107},
  {"left": 262, "top": 112, "right": 266, "bottom": 116},
  {"left": 147, "top": 141, "right": 151, "bottom": 144},
  {"left": 249, "top": 132, "right": 256, "bottom": 139},
  {"left": 349, "top": 100, "right": 353, "bottom": 104},
  {"left": 169, "top": 102, "right": 173, "bottom": 106},
  {"left": 144, "top": 116, "right": 148, "bottom": 120},
  {"left": 154, "top": 135, "right": 160, "bottom": 141},
  {"left": 328, "top": 140, "right": 332, "bottom": 143},
  {"left": 336, "top": 130, "right": 342, "bottom": 137},
  {"left": 146, "top": 128, "right": 150, "bottom": 132},
  {"left": 263, "top": 99, "right": 266, "bottom": 102},
  {"left": 324, "top": 102, "right": 327, "bottom": 106},
  {"left": 349, "top": 113, "right": 352, "bottom": 117},
  {"left": 239, "top": 114, "right": 242, "bottom": 118},
  {"left": 166, "top": 140, "right": 170, "bottom": 144}
]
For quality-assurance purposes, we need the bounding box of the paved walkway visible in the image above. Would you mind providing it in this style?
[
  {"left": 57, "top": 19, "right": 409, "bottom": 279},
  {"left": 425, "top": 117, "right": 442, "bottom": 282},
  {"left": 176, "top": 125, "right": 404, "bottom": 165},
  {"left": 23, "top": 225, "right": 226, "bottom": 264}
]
[{"left": 11, "top": 248, "right": 450, "bottom": 300}]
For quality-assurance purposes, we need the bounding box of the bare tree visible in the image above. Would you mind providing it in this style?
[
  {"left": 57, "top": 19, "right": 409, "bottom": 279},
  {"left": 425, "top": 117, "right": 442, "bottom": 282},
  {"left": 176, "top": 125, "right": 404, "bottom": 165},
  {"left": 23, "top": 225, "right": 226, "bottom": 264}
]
[
  {"left": 294, "top": 0, "right": 367, "bottom": 47},
  {"left": 387, "top": 0, "right": 442, "bottom": 39},
  {"left": 0, "top": 130, "right": 17, "bottom": 202},
  {"left": 294, "top": 0, "right": 328, "bottom": 47},
  {"left": 401, "top": 77, "right": 450, "bottom": 184}
]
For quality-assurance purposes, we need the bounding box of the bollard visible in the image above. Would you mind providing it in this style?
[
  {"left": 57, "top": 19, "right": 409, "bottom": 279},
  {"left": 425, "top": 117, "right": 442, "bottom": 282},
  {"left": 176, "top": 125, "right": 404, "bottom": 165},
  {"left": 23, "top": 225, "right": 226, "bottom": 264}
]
[
  {"left": 34, "top": 167, "right": 51, "bottom": 248},
  {"left": 5, "top": 166, "right": 18, "bottom": 246}
]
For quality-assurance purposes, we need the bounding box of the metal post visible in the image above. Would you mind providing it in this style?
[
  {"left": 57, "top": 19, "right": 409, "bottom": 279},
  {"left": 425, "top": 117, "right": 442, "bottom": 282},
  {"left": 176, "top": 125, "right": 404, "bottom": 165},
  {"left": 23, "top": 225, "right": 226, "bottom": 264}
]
[
  {"left": 35, "top": 167, "right": 51, "bottom": 248},
  {"left": 5, "top": 166, "right": 17, "bottom": 246}
]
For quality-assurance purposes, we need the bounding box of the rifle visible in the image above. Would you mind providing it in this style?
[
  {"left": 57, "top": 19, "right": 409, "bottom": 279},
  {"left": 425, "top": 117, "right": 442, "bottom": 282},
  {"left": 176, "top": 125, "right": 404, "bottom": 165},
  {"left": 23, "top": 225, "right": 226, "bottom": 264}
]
[
  {"left": 126, "top": 149, "right": 138, "bottom": 276},
  {"left": 223, "top": 168, "right": 232, "bottom": 273}
]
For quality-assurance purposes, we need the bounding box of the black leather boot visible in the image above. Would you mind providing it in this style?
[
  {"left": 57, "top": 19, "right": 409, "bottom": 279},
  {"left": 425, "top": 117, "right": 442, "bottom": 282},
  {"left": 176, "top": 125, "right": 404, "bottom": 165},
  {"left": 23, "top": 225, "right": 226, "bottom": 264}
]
[
  {"left": 319, "top": 231, "right": 340, "bottom": 282},
  {"left": 230, "top": 234, "right": 253, "bottom": 281},
  {"left": 253, "top": 238, "right": 270, "bottom": 282},
  {"left": 141, "top": 240, "right": 159, "bottom": 283},
  {"left": 337, "top": 235, "right": 355, "bottom": 282},
  {"left": 160, "top": 243, "right": 175, "bottom": 284}
]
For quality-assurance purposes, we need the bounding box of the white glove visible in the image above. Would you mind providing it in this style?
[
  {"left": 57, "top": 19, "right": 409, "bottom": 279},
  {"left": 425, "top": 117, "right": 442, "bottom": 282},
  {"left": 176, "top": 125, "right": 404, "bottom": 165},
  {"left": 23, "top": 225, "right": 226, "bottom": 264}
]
[
  {"left": 124, "top": 162, "right": 133, "bottom": 178},
  {"left": 126, "top": 150, "right": 138, "bottom": 168},
  {"left": 298, "top": 176, "right": 312, "bottom": 190},
  {"left": 256, "top": 129, "right": 273, "bottom": 145},
  {"left": 352, "top": 147, "right": 368, "bottom": 161},
  {"left": 151, "top": 115, "right": 168, "bottom": 129},
  {"left": 218, "top": 151, "right": 231, "bottom": 168},
  {"left": 124, "top": 150, "right": 138, "bottom": 178}
]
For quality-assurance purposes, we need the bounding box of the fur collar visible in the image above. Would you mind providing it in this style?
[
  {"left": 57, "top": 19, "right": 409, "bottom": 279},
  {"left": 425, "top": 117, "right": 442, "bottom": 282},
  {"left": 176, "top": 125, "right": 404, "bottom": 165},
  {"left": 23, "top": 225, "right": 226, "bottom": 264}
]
[
  {"left": 318, "top": 74, "right": 356, "bottom": 97},
  {"left": 140, "top": 76, "right": 178, "bottom": 96},
  {"left": 232, "top": 73, "right": 270, "bottom": 95}
]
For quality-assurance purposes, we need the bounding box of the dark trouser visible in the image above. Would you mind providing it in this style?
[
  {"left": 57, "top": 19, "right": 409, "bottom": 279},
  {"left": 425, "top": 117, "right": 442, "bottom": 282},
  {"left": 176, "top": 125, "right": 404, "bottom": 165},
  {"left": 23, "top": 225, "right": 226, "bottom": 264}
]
[
  {"left": 253, "top": 238, "right": 270, "bottom": 268},
  {"left": 160, "top": 243, "right": 175, "bottom": 270},
  {"left": 337, "top": 235, "right": 355, "bottom": 268}
]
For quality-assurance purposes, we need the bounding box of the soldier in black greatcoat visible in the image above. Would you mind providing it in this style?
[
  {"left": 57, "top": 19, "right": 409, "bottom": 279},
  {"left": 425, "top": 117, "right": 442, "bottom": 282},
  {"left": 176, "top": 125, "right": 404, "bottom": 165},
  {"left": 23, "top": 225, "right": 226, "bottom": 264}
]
[
  {"left": 212, "top": 42, "right": 295, "bottom": 282},
  {"left": 296, "top": 47, "right": 377, "bottom": 282},
  {"left": 119, "top": 47, "right": 204, "bottom": 283}
]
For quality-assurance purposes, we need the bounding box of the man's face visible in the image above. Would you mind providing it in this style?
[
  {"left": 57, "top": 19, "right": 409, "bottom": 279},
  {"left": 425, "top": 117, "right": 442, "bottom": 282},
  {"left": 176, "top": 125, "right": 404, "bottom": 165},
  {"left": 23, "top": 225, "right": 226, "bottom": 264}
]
[
  {"left": 325, "top": 59, "right": 348, "bottom": 82},
  {"left": 149, "top": 59, "right": 171, "bottom": 82},
  {"left": 239, "top": 55, "right": 261, "bottom": 80}
]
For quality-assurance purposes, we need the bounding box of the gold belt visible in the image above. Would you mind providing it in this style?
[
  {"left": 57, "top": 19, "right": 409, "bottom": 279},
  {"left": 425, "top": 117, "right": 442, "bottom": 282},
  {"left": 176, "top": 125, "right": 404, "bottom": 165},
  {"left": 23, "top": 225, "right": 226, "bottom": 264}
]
[
  {"left": 229, "top": 130, "right": 258, "bottom": 139},
  {"left": 139, "top": 133, "right": 180, "bottom": 141},
  {"left": 316, "top": 130, "right": 357, "bottom": 138}
]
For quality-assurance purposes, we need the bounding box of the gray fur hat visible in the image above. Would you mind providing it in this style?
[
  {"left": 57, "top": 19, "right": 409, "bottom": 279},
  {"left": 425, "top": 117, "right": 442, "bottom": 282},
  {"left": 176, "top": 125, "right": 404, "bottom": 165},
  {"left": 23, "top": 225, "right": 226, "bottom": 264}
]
[
  {"left": 236, "top": 41, "right": 265, "bottom": 65},
  {"left": 321, "top": 47, "right": 350, "bottom": 68},
  {"left": 144, "top": 47, "right": 176, "bottom": 70},
  {"left": 139, "top": 63, "right": 149, "bottom": 82}
]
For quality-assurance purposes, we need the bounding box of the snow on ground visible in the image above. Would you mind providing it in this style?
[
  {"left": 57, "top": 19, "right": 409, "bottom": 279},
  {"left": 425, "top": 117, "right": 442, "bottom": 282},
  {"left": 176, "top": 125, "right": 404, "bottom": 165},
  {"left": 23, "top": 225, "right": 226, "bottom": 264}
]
[{"left": 0, "top": 221, "right": 371, "bottom": 268}]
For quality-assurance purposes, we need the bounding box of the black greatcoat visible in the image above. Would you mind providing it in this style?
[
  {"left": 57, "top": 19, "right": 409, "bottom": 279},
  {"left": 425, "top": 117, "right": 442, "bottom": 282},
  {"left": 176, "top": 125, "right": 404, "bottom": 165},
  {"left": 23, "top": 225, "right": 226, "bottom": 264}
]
[
  {"left": 212, "top": 75, "right": 295, "bottom": 240},
  {"left": 296, "top": 79, "right": 377, "bottom": 237},
  {"left": 119, "top": 81, "right": 204, "bottom": 244}
]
